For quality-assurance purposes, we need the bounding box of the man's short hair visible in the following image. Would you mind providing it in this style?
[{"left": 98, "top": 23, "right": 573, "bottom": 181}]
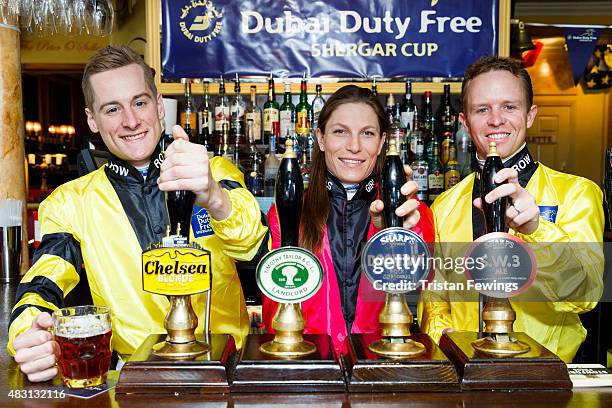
[
  {"left": 82, "top": 45, "right": 157, "bottom": 109},
  {"left": 461, "top": 55, "right": 534, "bottom": 112}
]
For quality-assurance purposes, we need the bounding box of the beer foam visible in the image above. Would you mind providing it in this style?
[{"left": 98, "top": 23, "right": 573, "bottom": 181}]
[{"left": 55, "top": 315, "right": 111, "bottom": 338}]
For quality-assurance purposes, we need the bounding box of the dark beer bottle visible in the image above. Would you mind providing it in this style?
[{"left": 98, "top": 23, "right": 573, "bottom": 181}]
[
  {"left": 381, "top": 138, "right": 407, "bottom": 229},
  {"left": 164, "top": 133, "right": 196, "bottom": 239},
  {"left": 275, "top": 138, "right": 303, "bottom": 247},
  {"left": 166, "top": 189, "right": 196, "bottom": 240},
  {"left": 481, "top": 142, "right": 507, "bottom": 233}
]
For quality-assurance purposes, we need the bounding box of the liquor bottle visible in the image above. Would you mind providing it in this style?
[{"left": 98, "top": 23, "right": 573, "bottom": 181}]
[
  {"left": 301, "top": 130, "right": 315, "bottom": 179},
  {"left": 435, "top": 84, "right": 458, "bottom": 137},
  {"left": 245, "top": 158, "right": 265, "bottom": 197},
  {"left": 230, "top": 73, "right": 246, "bottom": 141},
  {"left": 295, "top": 75, "right": 311, "bottom": 137},
  {"left": 387, "top": 111, "right": 405, "bottom": 160},
  {"left": 275, "top": 138, "right": 304, "bottom": 246},
  {"left": 245, "top": 119, "right": 264, "bottom": 172},
  {"left": 427, "top": 137, "right": 444, "bottom": 204},
  {"left": 402, "top": 130, "right": 412, "bottom": 166},
  {"left": 197, "top": 81, "right": 214, "bottom": 152},
  {"left": 264, "top": 122, "right": 281, "bottom": 197},
  {"left": 420, "top": 90, "right": 436, "bottom": 164},
  {"left": 456, "top": 122, "right": 472, "bottom": 178},
  {"left": 263, "top": 74, "right": 279, "bottom": 146},
  {"left": 444, "top": 142, "right": 461, "bottom": 191},
  {"left": 245, "top": 85, "right": 262, "bottom": 143},
  {"left": 180, "top": 78, "right": 196, "bottom": 139},
  {"left": 218, "top": 123, "right": 234, "bottom": 163},
  {"left": 419, "top": 90, "right": 435, "bottom": 136},
  {"left": 214, "top": 76, "right": 230, "bottom": 144},
  {"left": 279, "top": 80, "right": 295, "bottom": 152},
  {"left": 410, "top": 131, "right": 429, "bottom": 202},
  {"left": 196, "top": 103, "right": 214, "bottom": 159},
  {"left": 481, "top": 142, "right": 507, "bottom": 233},
  {"left": 310, "top": 84, "right": 325, "bottom": 132},
  {"left": 381, "top": 138, "right": 406, "bottom": 228},
  {"left": 400, "top": 79, "right": 417, "bottom": 133},
  {"left": 300, "top": 152, "right": 312, "bottom": 191},
  {"left": 385, "top": 93, "right": 396, "bottom": 118},
  {"left": 232, "top": 122, "right": 250, "bottom": 174},
  {"left": 407, "top": 129, "right": 423, "bottom": 168},
  {"left": 371, "top": 77, "right": 378, "bottom": 97},
  {"left": 440, "top": 118, "right": 455, "bottom": 167}
]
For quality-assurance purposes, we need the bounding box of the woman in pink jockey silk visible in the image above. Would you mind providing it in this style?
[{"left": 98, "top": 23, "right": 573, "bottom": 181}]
[{"left": 263, "top": 85, "right": 434, "bottom": 354}]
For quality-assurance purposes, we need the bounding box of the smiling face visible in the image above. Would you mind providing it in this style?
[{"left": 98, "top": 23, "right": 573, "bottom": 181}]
[
  {"left": 316, "top": 102, "right": 386, "bottom": 184},
  {"left": 460, "top": 70, "right": 537, "bottom": 159},
  {"left": 85, "top": 64, "right": 164, "bottom": 168}
]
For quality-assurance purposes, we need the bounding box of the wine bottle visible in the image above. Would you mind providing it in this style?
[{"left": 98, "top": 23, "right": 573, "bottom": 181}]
[{"left": 263, "top": 74, "right": 279, "bottom": 146}]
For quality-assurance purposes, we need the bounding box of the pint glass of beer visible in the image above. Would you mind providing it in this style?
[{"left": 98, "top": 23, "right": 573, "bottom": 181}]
[{"left": 52, "top": 306, "right": 112, "bottom": 388}]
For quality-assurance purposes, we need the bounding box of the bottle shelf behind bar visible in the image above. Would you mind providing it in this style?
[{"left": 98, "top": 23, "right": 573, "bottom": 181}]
[{"left": 174, "top": 76, "right": 470, "bottom": 205}]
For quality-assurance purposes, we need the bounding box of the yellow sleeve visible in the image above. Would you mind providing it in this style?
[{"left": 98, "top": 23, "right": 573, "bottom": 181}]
[
  {"left": 417, "top": 213, "right": 454, "bottom": 344},
  {"left": 7, "top": 193, "right": 82, "bottom": 356},
  {"left": 418, "top": 288, "right": 453, "bottom": 345},
  {"left": 516, "top": 180, "right": 604, "bottom": 314},
  {"left": 207, "top": 156, "right": 269, "bottom": 261}
]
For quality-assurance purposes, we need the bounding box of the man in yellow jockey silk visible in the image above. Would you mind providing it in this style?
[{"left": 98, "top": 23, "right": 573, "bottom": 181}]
[
  {"left": 418, "top": 56, "right": 604, "bottom": 362},
  {"left": 8, "top": 45, "right": 268, "bottom": 382}
]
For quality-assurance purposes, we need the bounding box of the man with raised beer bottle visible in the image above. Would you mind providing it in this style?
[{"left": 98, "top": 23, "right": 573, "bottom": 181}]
[
  {"left": 418, "top": 56, "right": 604, "bottom": 362},
  {"left": 8, "top": 45, "right": 269, "bottom": 382}
]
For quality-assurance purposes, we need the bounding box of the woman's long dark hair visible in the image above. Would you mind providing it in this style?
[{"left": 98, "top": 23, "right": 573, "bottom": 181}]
[{"left": 300, "top": 85, "right": 388, "bottom": 253}]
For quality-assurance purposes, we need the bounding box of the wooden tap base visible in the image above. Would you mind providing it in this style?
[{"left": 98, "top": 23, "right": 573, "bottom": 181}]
[
  {"left": 231, "top": 333, "right": 346, "bottom": 393},
  {"left": 116, "top": 334, "right": 236, "bottom": 394},
  {"left": 345, "top": 333, "right": 460, "bottom": 392},
  {"left": 439, "top": 331, "right": 572, "bottom": 391}
]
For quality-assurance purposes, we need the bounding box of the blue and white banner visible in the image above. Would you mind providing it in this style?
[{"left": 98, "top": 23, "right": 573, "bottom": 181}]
[
  {"left": 563, "top": 26, "right": 602, "bottom": 85},
  {"left": 161, "top": 0, "right": 499, "bottom": 79}
]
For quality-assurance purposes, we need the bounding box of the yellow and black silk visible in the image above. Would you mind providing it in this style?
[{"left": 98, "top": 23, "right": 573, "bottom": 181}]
[
  {"left": 8, "top": 146, "right": 268, "bottom": 357},
  {"left": 418, "top": 146, "right": 604, "bottom": 362}
]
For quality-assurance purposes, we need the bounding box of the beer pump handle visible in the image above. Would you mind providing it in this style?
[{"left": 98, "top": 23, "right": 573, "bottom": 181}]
[
  {"left": 381, "top": 138, "right": 407, "bottom": 229},
  {"left": 480, "top": 142, "right": 508, "bottom": 234},
  {"left": 275, "top": 139, "right": 304, "bottom": 247}
]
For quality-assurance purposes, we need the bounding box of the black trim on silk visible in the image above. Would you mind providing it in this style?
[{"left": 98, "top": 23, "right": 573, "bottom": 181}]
[
  {"left": 11, "top": 276, "right": 65, "bottom": 329},
  {"left": 15, "top": 276, "right": 64, "bottom": 308},
  {"left": 9, "top": 304, "right": 55, "bottom": 329},
  {"left": 32, "top": 232, "right": 84, "bottom": 273},
  {"left": 105, "top": 145, "right": 168, "bottom": 250},
  {"left": 472, "top": 145, "right": 539, "bottom": 240},
  {"left": 219, "top": 179, "right": 243, "bottom": 191},
  {"left": 325, "top": 171, "right": 378, "bottom": 331}
]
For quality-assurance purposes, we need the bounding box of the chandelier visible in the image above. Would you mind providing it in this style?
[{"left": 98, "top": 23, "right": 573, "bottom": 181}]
[{"left": 0, "top": 0, "right": 114, "bottom": 37}]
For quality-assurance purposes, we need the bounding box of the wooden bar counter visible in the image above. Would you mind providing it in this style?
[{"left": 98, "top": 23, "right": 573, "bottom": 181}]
[{"left": 2, "top": 282, "right": 611, "bottom": 407}]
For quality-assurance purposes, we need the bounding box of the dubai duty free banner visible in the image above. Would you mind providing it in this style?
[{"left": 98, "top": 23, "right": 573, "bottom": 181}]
[{"left": 161, "top": 0, "right": 499, "bottom": 79}]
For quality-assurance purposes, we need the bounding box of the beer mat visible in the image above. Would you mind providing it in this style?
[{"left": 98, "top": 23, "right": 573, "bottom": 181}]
[
  {"left": 61, "top": 372, "right": 118, "bottom": 399},
  {"left": 567, "top": 364, "right": 612, "bottom": 388}
]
